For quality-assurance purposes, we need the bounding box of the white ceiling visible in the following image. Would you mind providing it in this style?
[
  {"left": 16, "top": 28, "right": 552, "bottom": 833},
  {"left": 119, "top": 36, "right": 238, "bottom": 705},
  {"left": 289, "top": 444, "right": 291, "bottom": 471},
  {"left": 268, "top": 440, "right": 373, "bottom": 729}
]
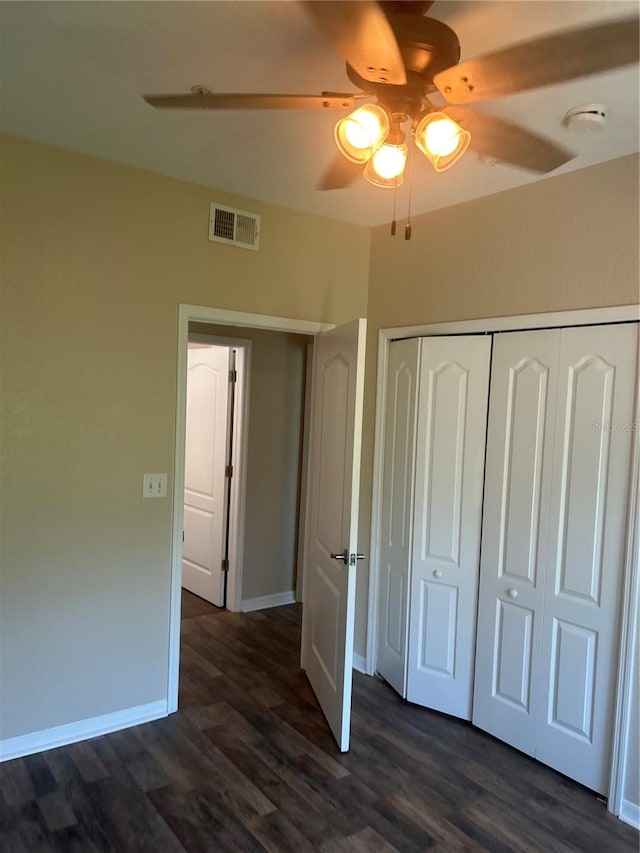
[{"left": 1, "top": 1, "right": 638, "bottom": 226}]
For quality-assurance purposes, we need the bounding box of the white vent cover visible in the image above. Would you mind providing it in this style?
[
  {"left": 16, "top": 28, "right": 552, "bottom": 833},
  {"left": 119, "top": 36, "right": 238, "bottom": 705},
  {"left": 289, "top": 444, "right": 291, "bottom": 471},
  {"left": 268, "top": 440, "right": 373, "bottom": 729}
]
[{"left": 209, "top": 203, "right": 260, "bottom": 250}]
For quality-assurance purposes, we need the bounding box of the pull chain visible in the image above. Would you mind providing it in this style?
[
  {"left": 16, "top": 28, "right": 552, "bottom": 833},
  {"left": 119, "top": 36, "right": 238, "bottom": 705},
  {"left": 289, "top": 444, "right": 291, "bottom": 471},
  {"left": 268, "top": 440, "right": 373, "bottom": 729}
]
[
  {"left": 390, "top": 174, "right": 399, "bottom": 236},
  {"left": 405, "top": 140, "right": 414, "bottom": 241}
]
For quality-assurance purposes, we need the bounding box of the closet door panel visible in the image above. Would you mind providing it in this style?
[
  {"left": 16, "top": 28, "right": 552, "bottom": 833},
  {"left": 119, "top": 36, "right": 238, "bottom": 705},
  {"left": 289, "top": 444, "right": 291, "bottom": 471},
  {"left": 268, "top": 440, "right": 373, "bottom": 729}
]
[
  {"left": 407, "top": 335, "right": 491, "bottom": 719},
  {"left": 473, "top": 329, "right": 561, "bottom": 755},
  {"left": 377, "top": 338, "right": 420, "bottom": 696},
  {"left": 536, "top": 323, "right": 638, "bottom": 793}
]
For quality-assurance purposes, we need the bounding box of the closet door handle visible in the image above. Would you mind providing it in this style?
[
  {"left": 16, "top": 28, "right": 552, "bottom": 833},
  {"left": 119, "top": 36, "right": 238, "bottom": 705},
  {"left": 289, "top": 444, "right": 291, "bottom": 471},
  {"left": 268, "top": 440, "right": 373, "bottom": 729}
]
[
  {"left": 433, "top": 570, "right": 443, "bottom": 579},
  {"left": 505, "top": 588, "right": 518, "bottom": 599}
]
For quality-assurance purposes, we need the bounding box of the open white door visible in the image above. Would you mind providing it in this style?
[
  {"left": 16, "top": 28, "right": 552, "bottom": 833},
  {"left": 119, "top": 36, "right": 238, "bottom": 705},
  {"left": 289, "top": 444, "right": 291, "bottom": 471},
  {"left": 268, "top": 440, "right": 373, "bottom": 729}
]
[
  {"left": 183, "top": 344, "right": 231, "bottom": 606},
  {"left": 301, "top": 318, "right": 366, "bottom": 752}
]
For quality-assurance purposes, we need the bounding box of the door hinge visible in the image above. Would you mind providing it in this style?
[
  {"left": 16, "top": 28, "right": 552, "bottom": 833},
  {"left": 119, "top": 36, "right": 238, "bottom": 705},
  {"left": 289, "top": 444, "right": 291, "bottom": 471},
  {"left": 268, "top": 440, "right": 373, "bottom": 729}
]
[
  {"left": 182, "top": 530, "right": 185, "bottom": 542},
  {"left": 225, "top": 464, "right": 233, "bottom": 478},
  {"left": 229, "top": 369, "right": 237, "bottom": 383},
  {"left": 221, "top": 558, "right": 229, "bottom": 572}
]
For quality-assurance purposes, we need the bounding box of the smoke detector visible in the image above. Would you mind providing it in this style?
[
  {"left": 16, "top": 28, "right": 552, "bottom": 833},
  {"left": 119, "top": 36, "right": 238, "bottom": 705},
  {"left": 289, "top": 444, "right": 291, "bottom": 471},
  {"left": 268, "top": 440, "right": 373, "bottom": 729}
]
[{"left": 563, "top": 104, "right": 607, "bottom": 134}]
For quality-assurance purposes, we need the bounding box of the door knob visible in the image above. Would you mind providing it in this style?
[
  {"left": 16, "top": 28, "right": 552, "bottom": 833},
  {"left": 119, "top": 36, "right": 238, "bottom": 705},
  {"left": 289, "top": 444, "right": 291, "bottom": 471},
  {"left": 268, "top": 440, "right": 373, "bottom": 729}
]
[
  {"left": 506, "top": 588, "right": 518, "bottom": 598},
  {"left": 433, "top": 570, "right": 443, "bottom": 578},
  {"left": 330, "top": 550, "right": 365, "bottom": 566},
  {"left": 330, "top": 549, "right": 349, "bottom": 565}
]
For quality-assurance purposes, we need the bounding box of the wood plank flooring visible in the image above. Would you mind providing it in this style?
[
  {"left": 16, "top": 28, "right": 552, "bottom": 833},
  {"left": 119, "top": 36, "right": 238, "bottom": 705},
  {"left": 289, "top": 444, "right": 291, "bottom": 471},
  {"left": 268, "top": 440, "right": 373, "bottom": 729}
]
[{"left": 1, "top": 589, "right": 637, "bottom": 852}]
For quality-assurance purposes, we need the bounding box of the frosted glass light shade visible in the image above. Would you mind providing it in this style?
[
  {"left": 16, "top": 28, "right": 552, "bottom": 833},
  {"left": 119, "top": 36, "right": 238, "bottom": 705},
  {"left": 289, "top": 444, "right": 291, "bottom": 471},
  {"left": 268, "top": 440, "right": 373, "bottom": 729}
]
[
  {"left": 335, "top": 105, "right": 390, "bottom": 164},
  {"left": 415, "top": 112, "right": 470, "bottom": 172},
  {"left": 363, "top": 142, "right": 408, "bottom": 187}
]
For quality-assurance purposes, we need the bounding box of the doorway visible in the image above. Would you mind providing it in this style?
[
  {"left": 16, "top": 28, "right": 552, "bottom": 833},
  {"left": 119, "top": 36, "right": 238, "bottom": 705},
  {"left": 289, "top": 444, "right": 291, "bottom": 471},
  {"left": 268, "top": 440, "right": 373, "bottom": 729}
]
[{"left": 168, "top": 305, "right": 333, "bottom": 713}]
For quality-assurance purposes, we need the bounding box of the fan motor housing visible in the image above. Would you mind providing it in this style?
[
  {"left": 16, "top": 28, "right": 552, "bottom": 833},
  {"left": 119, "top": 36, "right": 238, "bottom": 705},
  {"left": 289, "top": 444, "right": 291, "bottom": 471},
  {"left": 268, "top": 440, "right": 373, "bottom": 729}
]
[{"left": 346, "top": 16, "right": 460, "bottom": 95}]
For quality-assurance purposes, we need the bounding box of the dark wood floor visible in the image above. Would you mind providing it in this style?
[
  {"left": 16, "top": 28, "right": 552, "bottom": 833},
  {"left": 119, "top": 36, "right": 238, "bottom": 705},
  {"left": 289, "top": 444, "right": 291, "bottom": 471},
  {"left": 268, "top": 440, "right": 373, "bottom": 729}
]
[{"left": 1, "top": 590, "right": 637, "bottom": 852}]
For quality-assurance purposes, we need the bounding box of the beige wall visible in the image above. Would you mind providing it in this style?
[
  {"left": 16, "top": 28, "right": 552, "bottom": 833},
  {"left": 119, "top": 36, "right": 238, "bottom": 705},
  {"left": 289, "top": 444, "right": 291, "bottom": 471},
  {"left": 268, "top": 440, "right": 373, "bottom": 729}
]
[
  {"left": 0, "top": 134, "right": 370, "bottom": 740},
  {"left": 368, "top": 154, "right": 639, "bottom": 330},
  {"left": 190, "top": 324, "right": 310, "bottom": 602}
]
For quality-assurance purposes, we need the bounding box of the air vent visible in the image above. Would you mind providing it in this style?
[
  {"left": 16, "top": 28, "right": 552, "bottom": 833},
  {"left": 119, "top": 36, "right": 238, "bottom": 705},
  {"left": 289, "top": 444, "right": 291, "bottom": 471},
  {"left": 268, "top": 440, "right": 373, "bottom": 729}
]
[{"left": 209, "top": 203, "right": 260, "bottom": 251}]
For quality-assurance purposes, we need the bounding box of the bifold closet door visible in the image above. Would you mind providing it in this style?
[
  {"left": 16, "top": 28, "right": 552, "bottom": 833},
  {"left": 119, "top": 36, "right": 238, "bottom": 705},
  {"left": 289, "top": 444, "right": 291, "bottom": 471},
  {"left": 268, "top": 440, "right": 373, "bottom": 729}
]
[
  {"left": 377, "top": 338, "right": 420, "bottom": 696},
  {"left": 473, "top": 328, "right": 561, "bottom": 756},
  {"left": 406, "top": 335, "right": 491, "bottom": 719},
  {"left": 535, "top": 323, "right": 638, "bottom": 793},
  {"left": 474, "top": 322, "right": 638, "bottom": 793}
]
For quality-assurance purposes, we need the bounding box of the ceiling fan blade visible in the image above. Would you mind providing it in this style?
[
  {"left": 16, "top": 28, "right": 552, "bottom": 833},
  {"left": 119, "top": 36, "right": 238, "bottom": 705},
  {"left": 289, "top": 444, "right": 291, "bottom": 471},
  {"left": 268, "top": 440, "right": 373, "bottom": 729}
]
[
  {"left": 143, "top": 92, "right": 357, "bottom": 110},
  {"left": 444, "top": 106, "right": 574, "bottom": 173},
  {"left": 434, "top": 16, "right": 639, "bottom": 104},
  {"left": 302, "top": 1, "right": 406, "bottom": 85},
  {"left": 317, "top": 154, "right": 363, "bottom": 190}
]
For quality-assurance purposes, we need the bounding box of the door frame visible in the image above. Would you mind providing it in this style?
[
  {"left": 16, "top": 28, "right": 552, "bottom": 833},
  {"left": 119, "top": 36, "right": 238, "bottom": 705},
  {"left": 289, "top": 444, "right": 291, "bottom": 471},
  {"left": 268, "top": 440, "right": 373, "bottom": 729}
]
[
  {"left": 187, "top": 333, "right": 251, "bottom": 612},
  {"left": 169, "top": 304, "right": 333, "bottom": 714},
  {"left": 367, "top": 304, "right": 639, "bottom": 815}
]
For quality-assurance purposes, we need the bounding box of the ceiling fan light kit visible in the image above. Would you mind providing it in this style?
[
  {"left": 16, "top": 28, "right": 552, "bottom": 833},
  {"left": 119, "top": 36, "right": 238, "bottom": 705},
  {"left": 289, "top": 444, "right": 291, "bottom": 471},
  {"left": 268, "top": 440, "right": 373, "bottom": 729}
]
[{"left": 335, "top": 105, "right": 470, "bottom": 184}]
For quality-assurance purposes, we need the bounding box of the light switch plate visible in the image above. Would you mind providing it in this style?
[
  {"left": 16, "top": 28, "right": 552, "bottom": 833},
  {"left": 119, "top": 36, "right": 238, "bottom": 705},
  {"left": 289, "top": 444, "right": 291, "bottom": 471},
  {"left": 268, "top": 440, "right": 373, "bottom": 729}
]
[{"left": 143, "top": 473, "right": 167, "bottom": 498}]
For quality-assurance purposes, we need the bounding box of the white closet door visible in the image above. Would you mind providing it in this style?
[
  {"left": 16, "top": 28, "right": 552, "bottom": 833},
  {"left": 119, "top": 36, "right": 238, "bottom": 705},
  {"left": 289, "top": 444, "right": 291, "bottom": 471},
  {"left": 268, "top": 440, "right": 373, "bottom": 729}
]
[
  {"left": 473, "top": 329, "right": 561, "bottom": 755},
  {"left": 377, "top": 338, "right": 420, "bottom": 696},
  {"left": 536, "top": 323, "right": 638, "bottom": 793},
  {"left": 407, "top": 335, "right": 491, "bottom": 719}
]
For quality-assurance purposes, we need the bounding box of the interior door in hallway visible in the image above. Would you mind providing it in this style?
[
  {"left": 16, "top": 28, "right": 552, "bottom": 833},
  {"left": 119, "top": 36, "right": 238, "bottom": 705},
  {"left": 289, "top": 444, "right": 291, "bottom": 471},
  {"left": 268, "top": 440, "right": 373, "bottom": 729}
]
[
  {"left": 301, "top": 319, "right": 366, "bottom": 752},
  {"left": 183, "top": 344, "right": 231, "bottom": 607}
]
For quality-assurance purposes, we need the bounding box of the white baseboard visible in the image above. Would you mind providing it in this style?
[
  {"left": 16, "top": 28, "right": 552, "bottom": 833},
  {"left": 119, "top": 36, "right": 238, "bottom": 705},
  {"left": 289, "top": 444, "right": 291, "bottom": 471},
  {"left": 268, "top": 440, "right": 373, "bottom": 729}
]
[
  {"left": 619, "top": 798, "right": 640, "bottom": 830},
  {"left": 0, "top": 699, "right": 168, "bottom": 763},
  {"left": 242, "top": 591, "right": 296, "bottom": 612},
  {"left": 353, "top": 653, "right": 367, "bottom": 674}
]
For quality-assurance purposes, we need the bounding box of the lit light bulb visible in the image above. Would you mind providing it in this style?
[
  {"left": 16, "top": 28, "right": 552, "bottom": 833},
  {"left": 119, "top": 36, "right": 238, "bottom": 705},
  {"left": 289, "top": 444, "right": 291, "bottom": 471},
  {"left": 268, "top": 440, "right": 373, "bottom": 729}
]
[
  {"left": 371, "top": 144, "right": 406, "bottom": 179},
  {"left": 415, "top": 112, "right": 471, "bottom": 172},
  {"left": 424, "top": 118, "right": 461, "bottom": 156},
  {"left": 344, "top": 110, "right": 383, "bottom": 149},
  {"left": 335, "top": 105, "right": 390, "bottom": 164},
  {"left": 363, "top": 141, "right": 408, "bottom": 187}
]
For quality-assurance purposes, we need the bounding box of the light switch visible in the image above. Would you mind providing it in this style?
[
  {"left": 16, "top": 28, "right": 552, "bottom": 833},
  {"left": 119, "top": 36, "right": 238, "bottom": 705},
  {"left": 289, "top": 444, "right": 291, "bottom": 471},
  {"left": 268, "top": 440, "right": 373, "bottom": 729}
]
[{"left": 143, "top": 473, "right": 167, "bottom": 498}]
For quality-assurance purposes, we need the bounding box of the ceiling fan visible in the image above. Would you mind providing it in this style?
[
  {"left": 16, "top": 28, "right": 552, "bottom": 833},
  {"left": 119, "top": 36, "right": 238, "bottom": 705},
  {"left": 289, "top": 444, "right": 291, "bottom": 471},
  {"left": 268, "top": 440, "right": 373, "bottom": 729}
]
[{"left": 143, "top": 1, "right": 639, "bottom": 191}]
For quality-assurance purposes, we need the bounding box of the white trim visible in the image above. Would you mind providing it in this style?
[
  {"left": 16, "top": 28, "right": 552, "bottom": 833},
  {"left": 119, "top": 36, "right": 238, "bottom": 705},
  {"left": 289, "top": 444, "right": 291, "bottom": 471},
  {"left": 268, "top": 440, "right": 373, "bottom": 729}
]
[
  {"left": 619, "top": 800, "right": 640, "bottom": 830},
  {"left": 179, "top": 304, "right": 333, "bottom": 336},
  {"left": 169, "top": 304, "right": 335, "bottom": 714},
  {"left": 353, "top": 653, "right": 367, "bottom": 674},
  {"left": 242, "top": 591, "right": 296, "bottom": 612},
  {"left": 227, "top": 344, "right": 250, "bottom": 613},
  {"left": 295, "top": 342, "right": 314, "bottom": 603},
  {"left": 0, "top": 699, "right": 167, "bottom": 762},
  {"left": 383, "top": 304, "right": 640, "bottom": 341},
  {"left": 366, "top": 306, "right": 640, "bottom": 757},
  {"left": 608, "top": 342, "right": 640, "bottom": 815}
]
